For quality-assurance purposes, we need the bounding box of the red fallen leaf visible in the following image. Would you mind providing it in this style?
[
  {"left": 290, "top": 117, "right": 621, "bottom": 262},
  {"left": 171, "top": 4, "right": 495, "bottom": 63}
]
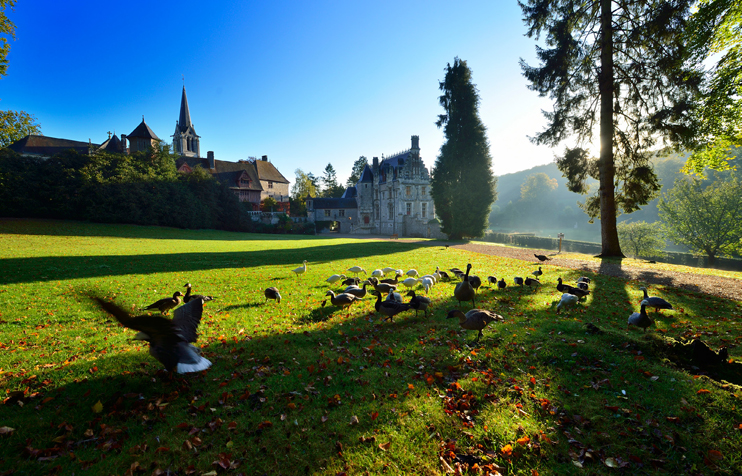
[
  {"left": 176, "top": 422, "right": 190, "bottom": 430},
  {"left": 41, "top": 397, "right": 54, "bottom": 404},
  {"left": 371, "top": 412, "right": 379, "bottom": 421},
  {"left": 530, "top": 377, "right": 536, "bottom": 385},
  {"left": 154, "top": 447, "right": 169, "bottom": 454},
  {"left": 604, "top": 405, "right": 619, "bottom": 412},
  {"left": 257, "top": 421, "right": 272, "bottom": 430},
  {"left": 378, "top": 442, "right": 391, "bottom": 451},
  {"left": 707, "top": 450, "right": 723, "bottom": 461},
  {"left": 697, "top": 389, "right": 711, "bottom": 394},
  {"left": 227, "top": 421, "right": 237, "bottom": 431}
]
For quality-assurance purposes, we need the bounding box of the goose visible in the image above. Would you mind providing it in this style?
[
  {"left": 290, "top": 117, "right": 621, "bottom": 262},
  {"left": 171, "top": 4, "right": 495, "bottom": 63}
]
[
  {"left": 373, "top": 291, "right": 410, "bottom": 322},
  {"left": 405, "top": 269, "right": 419, "bottom": 278},
  {"left": 326, "top": 274, "right": 347, "bottom": 285},
  {"left": 639, "top": 287, "right": 673, "bottom": 313},
  {"left": 420, "top": 274, "right": 438, "bottom": 284},
  {"left": 556, "top": 278, "right": 590, "bottom": 299},
  {"left": 183, "top": 283, "right": 214, "bottom": 303},
  {"left": 341, "top": 277, "right": 361, "bottom": 287},
  {"left": 419, "top": 276, "right": 435, "bottom": 294},
  {"left": 347, "top": 266, "right": 367, "bottom": 277},
  {"left": 534, "top": 254, "right": 551, "bottom": 262},
  {"left": 446, "top": 308, "right": 504, "bottom": 342},
  {"left": 144, "top": 291, "right": 184, "bottom": 315},
  {"left": 514, "top": 277, "right": 524, "bottom": 287},
  {"left": 380, "top": 274, "right": 403, "bottom": 285},
  {"left": 525, "top": 277, "right": 540, "bottom": 291},
  {"left": 468, "top": 274, "right": 482, "bottom": 291},
  {"left": 487, "top": 276, "right": 498, "bottom": 287},
  {"left": 454, "top": 263, "right": 476, "bottom": 307},
  {"left": 292, "top": 260, "right": 308, "bottom": 278},
  {"left": 93, "top": 296, "right": 211, "bottom": 373},
  {"left": 264, "top": 287, "right": 281, "bottom": 303},
  {"left": 343, "top": 282, "right": 369, "bottom": 298},
  {"left": 366, "top": 277, "right": 398, "bottom": 296},
  {"left": 371, "top": 269, "right": 385, "bottom": 278},
  {"left": 532, "top": 267, "right": 543, "bottom": 279},
  {"left": 405, "top": 291, "right": 431, "bottom": 317},
  {"left": 628, "top": 300, "right": 653, "bottom": 331},
  {"left": 576, "top": 281, "right": 589, "bottom": 291},
  {"left": 576, "top": 276, "right": 591, "bottom": 284},
  {"left": 401, "top": 277, "right": 420, "bottom": 289},
  {"left": 497, "top": 278, "right": 507, "bottom": 290},
  {"left": 437, "top": 269, "right": 451, "bottom": 281},
  {"left": 385, "top": 290, "right": 403, "bottom": 302},
  {"left": 381, "top": 267, "right": 398, "bottom": 275},
  {"left": 324, "top": 290, "right": 360, "bottom": 312},
  {"left": 449, "top": 267, "right": 463, "bottom": 276},
  {"left": 556, "top": 293, "right": 579, "bottom": 313}
]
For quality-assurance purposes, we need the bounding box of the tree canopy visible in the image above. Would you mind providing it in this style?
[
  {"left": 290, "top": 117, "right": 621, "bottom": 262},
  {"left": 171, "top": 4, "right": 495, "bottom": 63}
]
[
  {"left": 0, "top": 0, "right": 16, "bottom": 79},
  {"left": 0, "top": 109, "right": 40, "bottom": 147},
  {"left": 616, "top": 221, "right": 666, "bottom": 258},
  {"left": 346, "top": 156, "right": 368, "bottom": 188},
  {"left": 520, "top": 0, "right": 701, "bottom": 256},
  {"left": 520, "top": 172, "right": 557, "bottom": 202},
  {"left": 290, "top": 168, "right": 318, "bottom": 200},
  {"left": 321, "top": 163, "right": 345, "bottom": 198},
  {"left": 430, "top": 58, "right": 497, "bottom": 240}
]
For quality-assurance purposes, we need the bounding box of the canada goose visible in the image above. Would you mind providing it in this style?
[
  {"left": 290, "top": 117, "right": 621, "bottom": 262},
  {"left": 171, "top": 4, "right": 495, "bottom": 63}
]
[
  {"left": 576, "top": 281, "right": 589, "bottom": 291},
  {"left": 576, "top": 276, "right": 591, "bottom": 284},
  {"left": 406, "top": 290, "right": 431, "bottom": 317},
  {"left": 324, "top": 290, "right": 360, "bottom": 312},
  {"left": 556, "top": 293, "right": 579, "bottom": 312},
  {"left": 326, "top": 274, "right": 347, "bottom": 285},
  {"left": 454, "top": 264, "right": 476, "bottom": 307},
  {"left": 93, "top": 296, "right": 211, "bottom": 373},
  {"left": 525, "top": 277, "right": 540, "bottom": 291},
  {"left": 380, "top": 274, "right": 403, "bottom": 285},
  {"left": 347, "top": 266, "right": 367, "bottom": 276},
  {"left": 373, "top": 291, "right": 410, "bottom": 322},
  {"left": 144, "top": 291, "right": 184, "bottom": 315},
  {"left": 556, "top": 278, "right": 590, "bottom": 298},
  {"left": 514, "top": 277, "right": 524, "bottom": 287},
  {"left": 628, "top": 300, "right": 653, "bottom": 332},
  {"left": 183, "top": 283, "right": 214, "bottom": 303},
  {"left": 497, "top": 278, "right": 507, "bottom": 290},
  {"left": 639, "top": 287, "right": 673, "bottom": 313},
  {"left": 292, "top": 260, "right": 308, "bottom": 278},
  {"left": 487, "top": 276, "right": 497, "bottom": 286},
  {"left": 341, "top": 277, "right": 361, "bottom": 287},
  {"left": 468, "top": 274, "right": 482, "bottom": 291},
  {"left": 343, "top": 282, "right": 368, "bottom": 298},
  {"left": 449, "top": 267, "right": 463, "bottom": 276},
  {"left": 264, "top": 287, "right": 281, "bottom": 303},
  {"left": 447, "top": 308, "right": 504, "bottom": 342},
  {"left": 534, "top": 254, "right": 551, "bottom": 262},
  {"left": 532, "top": 267, "right": 543, "bottom": 278},
  {"left": 366, "top": 277, "right": 398, "bottom": 296},
  {"left": 437, "top": 269, "right": 451, "bottom": 281}
]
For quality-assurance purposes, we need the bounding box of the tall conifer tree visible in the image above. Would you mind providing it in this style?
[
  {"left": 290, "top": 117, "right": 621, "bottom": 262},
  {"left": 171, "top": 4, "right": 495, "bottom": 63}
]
[
  {"left": 430, "top": 58, "right": 496, "bottom": 240},
  {"left": 520, "top": 0, "right": 701, "bottom": 256}
]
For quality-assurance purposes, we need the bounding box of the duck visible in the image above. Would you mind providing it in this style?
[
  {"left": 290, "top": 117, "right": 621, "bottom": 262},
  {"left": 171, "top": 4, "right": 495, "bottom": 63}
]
[
  {"left": 326, "top": 274, "right": 347, "bottom": 285},
  {"left": 324, "top": 290, "right": 360, "bottom": 312},
  {"left": 143, "top": 291, "right": 184, "bottom": 315},
  {"left": 93, "top": 296, "right": 211, "bottom": 373},
  {"left": 405, "top": 269, "right": 419, "bottom": 278},
  {"left": 556, "top": 293, "right": 579, "bottom": 313},
  {"left": 341, "top": 277, "right": 361, "bottom": 287},
  {"left": 406, "top": 290, "right": 431, "bottom": 317},
  {"left": 183, "top": 283, "right": 214, "bottom": 303},
  {"left": 380, "top": 274, "right": 403, "bottom": 285},
  {"left": 532, "top": 267, "right": 543, "bottom": 278},
  {"left": 401, "top": 277, "right": 420, "bottom": 289},
  {"left": 446, "top": 308, "right": 504, "bottom": 342},
  {"left": 343, "top": 282, "right": 369, "bottom": 298},
  {"left": 534, "top": 254, "right": 551, "bottom": 262},
  {"left": 639, "top": 287, "right": 673, "bottom": 313},
  {"left": 454, "top": 263, "right": 476, "bottom": 307},
  {"left": 628, "top": 300, "right": 653, "bottom": 331},
  {"left": 525, "top": 277, "right": 540, "bottom": 291},
  {"left": 497, "top": 278, "right": 507, "bottom": 290},
  {"left": 373, "top": 291, "right": 411, "bottom": 322},
  {"left": 292, "top": 260, "right": 308, "bottom": 278},
  {"left": 514, "top": 276, "right": 524, "bottom": 287},
  {"left": 347, "top": 266, "right": 367, "bottom": 277},
  {"left": 264, "top": 287, "right": 281, "bottom": 303}
]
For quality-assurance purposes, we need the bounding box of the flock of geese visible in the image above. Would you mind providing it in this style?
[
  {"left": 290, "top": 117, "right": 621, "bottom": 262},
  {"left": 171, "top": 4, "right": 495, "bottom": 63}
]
[{"left": 90, "top": 256, "right": 674, "bottom": 374}]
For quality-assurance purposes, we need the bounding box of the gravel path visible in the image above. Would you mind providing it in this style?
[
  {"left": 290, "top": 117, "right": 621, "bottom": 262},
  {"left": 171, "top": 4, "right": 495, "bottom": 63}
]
[{"left": 448, "top": 242, "right": 742, "bottom": 302}]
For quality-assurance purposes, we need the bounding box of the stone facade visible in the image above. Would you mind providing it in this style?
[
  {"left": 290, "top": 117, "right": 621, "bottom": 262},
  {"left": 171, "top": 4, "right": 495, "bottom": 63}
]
[{"left": 307, "top": 136, "right": 444, "bottom": 238}]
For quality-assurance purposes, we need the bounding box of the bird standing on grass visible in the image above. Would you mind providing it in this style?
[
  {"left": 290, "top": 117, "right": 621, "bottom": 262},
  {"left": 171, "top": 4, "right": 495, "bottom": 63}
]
[
  {"left": 264, "top": 287, "right": 281, "bottom": 303},
  {"left": 514, "top": 276, "right": 524, "bottom": 287},
  {"left": 292, "top": 260, "right": 308, "bottom": 278},
  {"left": 556, "top": 293, "right": 579, "bottom": 313},
  {"left": 324, "top": 290, "right": 360, "bottom": 315},
  {"left": 406, "top": 290, "right": 431, "bottom": 317},
  {"left": 497, "top": 278, "right": 507, "bottom": 290},
  {"left": 326, "top": 274, "right": 346, "bottom": 285},
  {"left": 525, "top": 277, "right": 540, "bottom": 292},
  {"left": 347, "top": 266, "right": 367, "bottom": 277},
  {"left": 144, "top": 291, "right": 184, "bottom": 315},
  {"left": 373, "top": 291, "right": 411, "bottom": 322},
  {"left": 183, "top": 283, "right": 214, "bottom": 303},
  {"left": 447, "top": 309, "right": 504, "bottom": 343},
  {"left": 454, "top": 264, "right": 476, "bottom": 307},
  {"left": 93, "top": 296, "right": 211, "bottom": 374},
  {"left": 639, "top": 287, "right": 673, "bottom": 313},
  {"left": 628, "top": 300, "right": 653, "bottom": 332},
  {"left": 532, "top": 267, "right": 543, "bottom": 279}
]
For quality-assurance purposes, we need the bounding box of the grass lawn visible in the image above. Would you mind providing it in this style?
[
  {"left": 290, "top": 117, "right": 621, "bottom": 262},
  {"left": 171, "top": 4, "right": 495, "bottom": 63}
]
[{"left": 1, "top": 219, "right": 741, "bottom": 475}]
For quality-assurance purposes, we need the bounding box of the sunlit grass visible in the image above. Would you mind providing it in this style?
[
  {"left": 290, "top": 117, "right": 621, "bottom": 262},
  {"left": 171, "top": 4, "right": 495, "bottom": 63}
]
[{"left": 1, "top": 219, "right": 741, "bottom": 475}]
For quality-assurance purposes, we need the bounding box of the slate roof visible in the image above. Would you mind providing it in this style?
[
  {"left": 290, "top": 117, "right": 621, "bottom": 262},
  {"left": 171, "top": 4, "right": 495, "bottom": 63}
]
[
  {"left": 7, "top": 134, "right": 97, "bottom": 157},
  {"left": 128, "top": 120, "right": 161, "bottom": 141},
  {"left": 341, "top": 186, "right": 357, "bottom": 198},
  {"left": 379, "top": 150, "right": 411, "bottom": 169},
  {"left": 253, "top": 159, "right": 290, "bottom": 183},
  {"left": 311, "top": 198, "right": 358, "bottom": 209},
  {"left": 98, "top": 134, "right": 123, "bottom": 153},
  {"left": 213, "top": 170, "right": 263, "bottom": 191},
  {"left": 358, "top": 164, "right": 374, "bottom": 182}
]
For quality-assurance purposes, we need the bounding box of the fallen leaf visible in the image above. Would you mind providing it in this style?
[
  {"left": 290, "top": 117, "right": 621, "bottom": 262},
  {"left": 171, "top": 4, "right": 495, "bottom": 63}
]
[
  {"left": 501, "top": 444, "right": 513, "bottom": 456},
  {"left": 707, "top": 450, "right": 723, "bottom": 462},
  {"left": 0, "top": 427, "right": 15, "bottom": 435},
  {"left": 91, "top": 400, "right": 103, "bottom": 413},
  {"left": 697, "top": 389, "right": 711, "bottom": 395},
  {"left": 604, "top": 457, "right": 618, "bottom": 468},
  {"left": 371, "top": 411, "right": 379, "bottom": 421},
  {"left": 516, "top": 436, "right": 530, "bottom": 445},
  {"left": 378, "top": 442, "right": 391, "bottom": 451},
  {"left": 350, "top": 415, "right": 359, "bottom": 425}
]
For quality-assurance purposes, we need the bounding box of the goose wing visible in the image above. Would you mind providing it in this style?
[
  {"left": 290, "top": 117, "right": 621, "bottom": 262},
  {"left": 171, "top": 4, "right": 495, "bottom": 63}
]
[{"left": 172, "top": 299, "right": 205, "bottom": 343}]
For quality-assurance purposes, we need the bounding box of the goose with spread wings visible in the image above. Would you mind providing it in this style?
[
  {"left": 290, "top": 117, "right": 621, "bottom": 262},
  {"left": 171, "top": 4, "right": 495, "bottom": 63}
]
[{"left": 92, "top": 296, "right": 212, "bottom": 374}]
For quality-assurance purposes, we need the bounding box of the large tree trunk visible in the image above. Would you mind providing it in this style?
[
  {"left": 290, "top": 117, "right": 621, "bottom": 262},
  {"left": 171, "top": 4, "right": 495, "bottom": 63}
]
[{"left": 597, "top": 0, "right": 625, "bottom": 258}]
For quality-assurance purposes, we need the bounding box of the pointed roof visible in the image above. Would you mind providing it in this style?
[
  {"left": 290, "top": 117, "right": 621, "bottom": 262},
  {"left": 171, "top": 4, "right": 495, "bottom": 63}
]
[
  {"left": 176, "top": 86, "right": 198, "bottom": 135},
  {"left": 359, "top": 164, "right": 374, "bottom": 182},
  {"left": 98, "top": 134, "right": 123, "bottom": 153},
  {"left": 128, "top": 119, "right": 160, "bottom": 141}
]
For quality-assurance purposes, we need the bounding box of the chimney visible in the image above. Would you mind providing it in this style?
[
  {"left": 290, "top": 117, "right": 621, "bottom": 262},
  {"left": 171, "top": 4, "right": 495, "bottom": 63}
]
[
  {"left": 207, "top": 151, "right": 215, "bottom": 170},
  {"left": 121, "top": 134, "right": 127, "bottom": 154},
  {"left": 262, "top": 155, "right": 268, "bottom": 161},
  {"left": 411, "top": 135, "right": 420, "bottom": 152}
]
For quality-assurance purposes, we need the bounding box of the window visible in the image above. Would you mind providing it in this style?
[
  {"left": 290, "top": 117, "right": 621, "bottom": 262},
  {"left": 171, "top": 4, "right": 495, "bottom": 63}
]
[
  {"left": 422, "top": 187, "right": 426, "bottom": 196},
  {"left": 406, "top": 203, "right": 411, "bottom": 215},
  {"left": 406, "top": 186, "right": 411, "bottom": 196},
  {"left": 324, "top": 210, "right": 331, "bottom": 217},
  {"left": 339, "top": 209, "right": 345, "bottom": 217},
  {"left": 268, "top": 181, "right": 274, "bottom": 189},
  {"left": 422, "top": 203, "right": 427, "bottom": 218},
  {"left": 364, "top": 215, "right": 370, "bottom": 224},
  {"left": 388, "top": 203, "right": 394, "bottom": 219}
]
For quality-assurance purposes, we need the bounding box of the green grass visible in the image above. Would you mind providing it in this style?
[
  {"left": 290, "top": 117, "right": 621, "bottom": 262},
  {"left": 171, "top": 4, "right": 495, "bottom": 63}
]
[{"left": 1, "top": 219, "right": 742, "bottom": 475}]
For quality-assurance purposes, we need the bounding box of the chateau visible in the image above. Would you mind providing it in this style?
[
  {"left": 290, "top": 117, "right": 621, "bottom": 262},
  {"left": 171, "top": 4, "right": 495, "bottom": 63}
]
[{"left": 306, "top": 136, "right": 443, "bottom": 238}]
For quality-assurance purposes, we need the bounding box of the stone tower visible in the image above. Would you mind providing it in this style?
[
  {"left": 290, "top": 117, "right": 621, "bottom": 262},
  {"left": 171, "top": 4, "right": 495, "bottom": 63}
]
[{"left": 172, "top": 86, "right": 200, "bottom": 157}]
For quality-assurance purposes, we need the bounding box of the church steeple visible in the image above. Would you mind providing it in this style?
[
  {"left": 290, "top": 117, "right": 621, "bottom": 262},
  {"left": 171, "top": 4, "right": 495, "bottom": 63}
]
[{"left": 172, "top": 85, "right": 200, "bottom": 157}]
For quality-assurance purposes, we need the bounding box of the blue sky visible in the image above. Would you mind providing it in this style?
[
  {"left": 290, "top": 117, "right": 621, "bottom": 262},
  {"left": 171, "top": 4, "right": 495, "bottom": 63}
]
[{"left": 2, "top": 0, "right": 559, "bottom": 183}]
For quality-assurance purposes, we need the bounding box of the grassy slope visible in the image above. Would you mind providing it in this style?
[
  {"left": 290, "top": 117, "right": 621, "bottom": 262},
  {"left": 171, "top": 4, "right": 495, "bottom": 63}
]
[{"left": 1, "top": 219, "right": 741, "bottom": 475}]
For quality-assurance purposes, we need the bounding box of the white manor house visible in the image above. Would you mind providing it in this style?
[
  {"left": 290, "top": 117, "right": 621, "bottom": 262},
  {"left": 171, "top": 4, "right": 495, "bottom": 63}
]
[{"left": 306, "top": 136, "right": 444, "bottom": 238}]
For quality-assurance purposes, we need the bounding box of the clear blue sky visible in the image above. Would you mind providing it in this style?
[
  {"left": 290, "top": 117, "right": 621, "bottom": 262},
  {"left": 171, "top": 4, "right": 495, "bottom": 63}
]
[{"left": 2, "top": 0, "right": 559, "bottom": 184}]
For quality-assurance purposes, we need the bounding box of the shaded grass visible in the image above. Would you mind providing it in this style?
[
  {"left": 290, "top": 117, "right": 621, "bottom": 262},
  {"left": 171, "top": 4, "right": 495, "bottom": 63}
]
[{"left": 1, "top": 219, "right": 741, "bottom": 475}]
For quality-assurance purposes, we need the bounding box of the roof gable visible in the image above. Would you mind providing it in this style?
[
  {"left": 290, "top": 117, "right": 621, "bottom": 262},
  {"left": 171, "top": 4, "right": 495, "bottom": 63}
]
[
  {"left": 253, "top": 159, "right": 289, "bottom": 183},
  {"left": 128, "top": 120, "right": 161, "bottom": 141}
]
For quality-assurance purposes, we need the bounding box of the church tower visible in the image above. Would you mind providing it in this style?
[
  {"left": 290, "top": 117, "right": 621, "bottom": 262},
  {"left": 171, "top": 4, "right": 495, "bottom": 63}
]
[{"left": 172, "top": 86, "right": 200, "bottom": 157}]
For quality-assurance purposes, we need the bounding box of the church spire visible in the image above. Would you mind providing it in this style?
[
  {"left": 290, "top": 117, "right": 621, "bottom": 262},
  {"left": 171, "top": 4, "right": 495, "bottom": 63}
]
[{"left": 179, "top": 85, "right": 192, "bottom": 131}]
